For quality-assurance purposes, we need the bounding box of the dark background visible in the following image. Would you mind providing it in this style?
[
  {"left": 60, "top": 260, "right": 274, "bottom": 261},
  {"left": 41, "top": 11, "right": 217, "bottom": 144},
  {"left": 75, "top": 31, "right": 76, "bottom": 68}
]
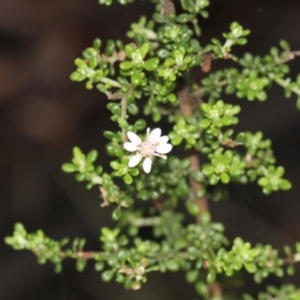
[{"left": 1, "top": 0, "right": 300, "bottom": 299}]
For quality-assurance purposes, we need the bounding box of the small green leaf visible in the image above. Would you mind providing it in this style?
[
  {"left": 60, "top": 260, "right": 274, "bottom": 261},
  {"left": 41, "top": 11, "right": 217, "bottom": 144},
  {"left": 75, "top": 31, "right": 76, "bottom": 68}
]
[
  {"left": 156, "top": 48, "right": 171, "bottom": 59},
  {"left": 101, "top": 269, "right": 115, "bottom": 282},
  {"left": 176, "top": 13, "right": 190, "bottom": 23},
  {"left": 167, "top": 93, "right": 177, "bottom": 103},
  {"left": 279, "top": 39, "right": 290, "bottom": 51},
  {"left": 129, "top": 167, "right": 139, "bottom": 176},
  {"left": 202, "top": 165, "right": 214, "bottom": 176},
  {"left": 93, "top": 38, "right": 101, "bottom": 49},
  {"left": 280, "top": 179, "right": 292, "bottom": 190},
  {"left": 144, "top": 58, "right": 159, "bottom": 71},
  {"left": 103, "top": 131, "right": 115, "bottom": 139},
  {"left": 87, "top": 150, "right": 98, "bottom": 163},
  {"left": 95, "top": 261, "right": 104, "bottom": 271},
  {"left": 166, "top": 260, "right": 179, "bottom": 271},
  {"left": 61, "top": 163, "right": 77, "bottom": 173},
  {"left": 76, "top": 259, "right": 87, "bottom": 272},
  {"left": 152, "top": 12, "right": 166, "bottom": 23},
  {"left": 120, "top": 61, "right": 133, "bottom": 70},
  {"left": 131, "top": 73, "right": 142, "bottom": 85},
  {"left": 258, "top": 177, "right": 269, "bottom": 186},
  {"left": 70, "top": 71, "right": 85, "bottom": 82},
  {"left": 73, "top": 147, "right": 83, "bottom": 159},
  {"left": 110, "top": 161, "right": 120, "bottom": 171},
  {"left": 186, "top": 201, "right": 200, "bottom": 216},
  {"left": 112, "top": 206, "right": 122, "bottom": 221},
  {"left": 54, "top": 264, "right": 62, "bottom": 273},
  {"left": 236, "top": 132, "right": 246, "bottom": 142},
  {"left": 220, "top": 172, "right": 230, "bottom": 184},
  {"left": 199, "top": 119, "right": 211, "bottom": 129},
  {"left": 244, "top": 263, "right": 257, "bottom": 273},
  {"left": 287, "top": 265, "right": 295, "bottom": 276},
  {"left": 123, "top": 173, "right": 133, "bottom": 185},
  {"left": 206, "top": 270, "right": 216, "bottom": 283},
  {"left": 186, "top": 270, "right": 199, "bottom": 283},
  {"left": 127, "top": 103, "right": 139, "bottom": 115},
  {"left": 134, "top": 119, "right": 147, "bottom": 131},
  {"left": 201, "top": 103, "right": 211, "bottom": 113}
]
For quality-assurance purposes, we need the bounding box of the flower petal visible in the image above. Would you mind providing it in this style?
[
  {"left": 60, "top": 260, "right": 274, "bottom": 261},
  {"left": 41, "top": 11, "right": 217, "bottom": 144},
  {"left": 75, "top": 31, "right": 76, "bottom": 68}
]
[
  {"left": 143, "top": 157, "right": 152, "bottom": 173},
  {"left": 127, "top": 131, "right": 142, "bottom": 145},
  {"left": 149, "top": 128, "right": 161, "bottom": 143},
  {"left": 155, "top": 143, "right": 173, "bottom": 154},
  {"left": 123, "top": 142, "right": 139, "bottom": 152},
  {"left": 157, "top": 135, "right": 169, "bottom": 145},
  {"left": 128, "top": 153, "right": 142, "bottom": 167}
]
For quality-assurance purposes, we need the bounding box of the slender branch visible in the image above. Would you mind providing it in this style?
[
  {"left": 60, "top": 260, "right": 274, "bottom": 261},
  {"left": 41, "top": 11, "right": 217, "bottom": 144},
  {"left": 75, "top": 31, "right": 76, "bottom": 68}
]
[
  {"left": 270, "top": 75, "right": 300, "bottom": 97},
  {"left": 71, "top": 251, "right": 97, "bottom": 259},
  {"left": 106, "top": 91, "right": 129, "bottom": 141},
  {"left": 283, "top": 254, "right": 300, "bottom": 265},
  {"left": 33, "top": 248, "right": 100, "bottom": 260},
  {"left": 100, "top": 50, "right": 126, "bottom": 65},
  {"left": 128, "top": 216, "right": 161, "bottom": 227},
  {"left": 100, "top": 77, "right": 122, "bottom": 88},
  {"left": 274, "top": 50, "right": 300, "bottom": 64},
  {"left": 209, "top": 281, "right": 222, "bottom": 298},
  {"left": 178, "top": 87, "right": 208, "bottom": 214},
  {"left": 178, "top": 87, "right": 221, "bottom": 299},
  {"left": 121, "top": 96, "right": 127, "bottom": 141},
  {"left": 34, "top": 245, "right": 300, "bottom": 265}
]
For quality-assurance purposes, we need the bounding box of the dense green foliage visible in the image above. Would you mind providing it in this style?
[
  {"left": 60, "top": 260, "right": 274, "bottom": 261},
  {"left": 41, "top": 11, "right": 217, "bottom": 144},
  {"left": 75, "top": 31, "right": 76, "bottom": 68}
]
[{"left": 5, "top": 0, "right": 300, "bottom": 298}]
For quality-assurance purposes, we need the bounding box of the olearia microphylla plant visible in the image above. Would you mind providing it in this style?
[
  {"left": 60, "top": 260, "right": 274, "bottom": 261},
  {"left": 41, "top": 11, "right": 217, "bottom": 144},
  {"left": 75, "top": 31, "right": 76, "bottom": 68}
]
[{"left": 5, "top": 0, "right": 300, "bottom": 298}]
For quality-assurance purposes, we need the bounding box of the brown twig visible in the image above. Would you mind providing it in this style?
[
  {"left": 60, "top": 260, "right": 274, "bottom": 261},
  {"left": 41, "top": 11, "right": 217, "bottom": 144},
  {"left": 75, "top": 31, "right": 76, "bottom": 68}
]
[
  {"left": 178, "top": 87, "right": 208, "bottom": 214},
  {"left": 71, "top": 251, "right": 97, "bottom": 259},
  {"left": 161, "top": 0, "right": 175, "bottom": 19},
  {"left": 120, "top": 96, "right": 127, "bottom": 141},
  {"left": 106, "top": 92, "right": 129, "bottom": 141},
  {"left": 178, "top": 87, "right": 222, "bottom": 298}
]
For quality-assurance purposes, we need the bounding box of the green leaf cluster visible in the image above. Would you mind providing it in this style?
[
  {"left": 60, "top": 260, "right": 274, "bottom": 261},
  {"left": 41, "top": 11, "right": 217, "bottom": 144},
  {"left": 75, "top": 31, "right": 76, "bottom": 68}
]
[{"left": 5, "top": 0, "right": 300, "bottom": 298}]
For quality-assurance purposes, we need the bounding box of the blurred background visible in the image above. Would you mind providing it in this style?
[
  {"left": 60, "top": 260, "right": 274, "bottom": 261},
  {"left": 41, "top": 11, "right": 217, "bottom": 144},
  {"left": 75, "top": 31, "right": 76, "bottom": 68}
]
[{"left": 1, "top": 0, "right": 300, "bottom": 299}]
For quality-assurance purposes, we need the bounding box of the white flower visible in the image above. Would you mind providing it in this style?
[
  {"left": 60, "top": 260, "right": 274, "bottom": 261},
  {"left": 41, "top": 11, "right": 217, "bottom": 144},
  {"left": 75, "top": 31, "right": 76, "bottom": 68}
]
[{"left": 123, "top": 127, "right": 173, "bottom": 173}]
